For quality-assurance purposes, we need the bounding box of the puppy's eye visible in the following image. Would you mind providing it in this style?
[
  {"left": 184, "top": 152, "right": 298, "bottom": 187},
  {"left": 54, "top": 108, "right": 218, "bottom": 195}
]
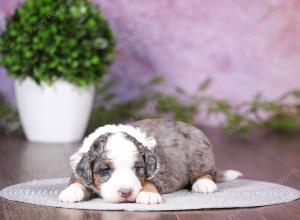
[{"left": 99, "top": 167, "right": 112, "bottom": 176}]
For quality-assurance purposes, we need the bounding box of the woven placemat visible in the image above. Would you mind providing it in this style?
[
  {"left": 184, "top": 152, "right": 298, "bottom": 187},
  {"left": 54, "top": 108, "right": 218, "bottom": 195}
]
[{"left": 0, "top": 178, "right": 299, "bottom": 211}]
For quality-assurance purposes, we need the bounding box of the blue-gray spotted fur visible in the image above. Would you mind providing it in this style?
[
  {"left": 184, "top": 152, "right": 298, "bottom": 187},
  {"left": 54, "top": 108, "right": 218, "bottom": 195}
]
[{"left": 129, "top": 119, "right": 216, "bottom": 194}]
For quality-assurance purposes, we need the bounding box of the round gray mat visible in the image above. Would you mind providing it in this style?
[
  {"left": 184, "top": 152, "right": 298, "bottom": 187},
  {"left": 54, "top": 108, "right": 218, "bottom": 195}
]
[{"left": 0, "top": 178, "right": 299, "bottom": 211}]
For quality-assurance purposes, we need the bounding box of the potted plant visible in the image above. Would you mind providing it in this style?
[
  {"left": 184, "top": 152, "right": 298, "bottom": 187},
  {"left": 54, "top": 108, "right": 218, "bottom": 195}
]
[{"left": 0, "top": 0, "right": 115, "bottom": 143}]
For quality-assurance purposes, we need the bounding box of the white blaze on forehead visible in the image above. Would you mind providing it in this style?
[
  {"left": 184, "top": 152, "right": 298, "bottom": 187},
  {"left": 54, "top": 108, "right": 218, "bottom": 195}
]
[
  {"left": 100, "top": 133, "right": 143, "bottom": 203},
  {"left": 106, "top": 133, "right": 138, "bottom": 169}
]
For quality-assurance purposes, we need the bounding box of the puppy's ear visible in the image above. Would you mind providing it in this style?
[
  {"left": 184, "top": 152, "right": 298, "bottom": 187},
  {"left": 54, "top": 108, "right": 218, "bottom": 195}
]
[
  {"left": 75, "top": 133, "right": 112, "bottom": 186},
  {"left": 75, "top": 154, "right": 93, "bottom": 186},
  {"left": 145, "top": 149, "right": 159, "bottom": 179},
  {"left": 88, "top": 133, "right": 111, "bottom": 161}
]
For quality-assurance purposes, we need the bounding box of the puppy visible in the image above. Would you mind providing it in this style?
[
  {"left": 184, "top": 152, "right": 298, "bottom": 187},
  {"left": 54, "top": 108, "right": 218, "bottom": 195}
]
[{"left": 59, "top": 119, "right": 242, "bottom": 204}]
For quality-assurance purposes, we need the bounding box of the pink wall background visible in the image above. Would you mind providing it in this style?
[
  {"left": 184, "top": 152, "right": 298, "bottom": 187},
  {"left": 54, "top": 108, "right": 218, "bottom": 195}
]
[{"left": 1, "top": 0, "right": 300, "bottom": 106}]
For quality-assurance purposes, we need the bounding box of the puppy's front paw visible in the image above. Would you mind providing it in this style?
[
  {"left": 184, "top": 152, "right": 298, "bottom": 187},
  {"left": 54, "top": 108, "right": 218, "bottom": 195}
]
[
  {"left": 192, "top": 178, "right": 217, "bottom": 193},
  {"left": 59, "top": 183, "right": 87, "bottom": 203},
  {"left": 136, "top": 191, "right": 162, "bottom": 205}
]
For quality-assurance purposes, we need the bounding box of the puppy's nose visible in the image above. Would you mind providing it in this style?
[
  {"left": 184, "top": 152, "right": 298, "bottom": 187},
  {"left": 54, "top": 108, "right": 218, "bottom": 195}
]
[{"left": 118, "top": 188, "right": 132, "bottom": 199}]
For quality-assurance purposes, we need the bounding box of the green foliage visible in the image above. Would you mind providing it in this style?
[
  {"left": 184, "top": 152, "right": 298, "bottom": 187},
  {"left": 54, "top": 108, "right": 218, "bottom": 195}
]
[
  {"left": 89, "top": 97, "right": 150, "bottom": 129},
  {"left": 0, "top": 0, "right": 115, "bottom": 86},
  {"left": 222, "top": 114, "right": 251, "bottom": 135},
  {"left": 264, "top": 113, "right": 299, "bottom": 133},
  {"left": 1, "top": 75, "right": 299, "bottom": 137},
  {"left": 154, "top": 93, "right": 198, "bottom": 124},
  {"left": 0, "top": 96, "right": 12, "bottom": 117},
  {"left": 88, "top": 76, "right": 198, "bottom": 131},
  {"left": 89, "top": 76, "right": 300, "bottom": 136},
  {"left": 0, "top": 94, "right": 20, "bottom": 134},
  {"left": 206, "top": 99, "right": 231, "bottom": 114},
  {"left": 89, "top": 86, "right": 150, "bottom": 131},
  {"left": 204, "top": 88, "right": 300, "bottom": 135},
  {"left": 148, "top": 75, "right": 165, "bottom": 85}
]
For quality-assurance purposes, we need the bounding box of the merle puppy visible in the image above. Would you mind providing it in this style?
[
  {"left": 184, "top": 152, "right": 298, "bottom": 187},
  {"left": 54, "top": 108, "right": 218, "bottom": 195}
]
[{"left": 59, "top": 119, "right": 242, "bottom": 204}]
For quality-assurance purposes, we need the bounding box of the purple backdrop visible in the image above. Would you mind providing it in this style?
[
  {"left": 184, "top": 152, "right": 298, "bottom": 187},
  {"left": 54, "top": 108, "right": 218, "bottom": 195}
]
[{"left": 1, "top": 0, "right": 300, "bottom": 106}]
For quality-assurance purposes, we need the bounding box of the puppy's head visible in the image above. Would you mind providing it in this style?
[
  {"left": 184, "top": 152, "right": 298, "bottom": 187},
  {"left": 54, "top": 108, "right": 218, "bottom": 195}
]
[{"left": 74, "top": 132, "right": 158, "bottom": 203}]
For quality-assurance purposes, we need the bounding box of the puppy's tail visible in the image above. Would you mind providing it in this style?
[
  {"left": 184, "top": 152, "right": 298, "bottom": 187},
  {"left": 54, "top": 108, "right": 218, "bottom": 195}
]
[{"left": 215, "top": 170, "right": 243, "bottom": 182}]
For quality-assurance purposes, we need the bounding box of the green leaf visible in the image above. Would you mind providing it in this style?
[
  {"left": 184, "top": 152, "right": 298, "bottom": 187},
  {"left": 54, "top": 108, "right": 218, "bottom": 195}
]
[
  {"left": 215, "top": 100, "right": 231, "bottom": 113},
  {"left": 291, "top": 90, "right": 300, "bottom": 98},
  {"left": 91, "top": 56, "right": 100, "bottom": 65},
  {"left": 86, "top": 18, "right": 96, "bottom": 29},
  {"left": 264, "top": 113, "right": 299, "bottom": 133},
  {"left": 262, "top": 101, "right": 280, "bottom": 112},
  {"left": 223, "top": 114, "right": 251, "bottom": 135},
  {"left": 148, "top": 75, "right": 165, "bottom": 85},
  {"left": 67, "top": 39, "right": 77, "bottom": 47}
]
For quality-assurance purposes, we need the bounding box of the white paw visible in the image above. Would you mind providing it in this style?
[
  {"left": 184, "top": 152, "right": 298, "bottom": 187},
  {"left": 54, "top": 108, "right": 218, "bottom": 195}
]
[
  {"left": 136, "top": 191, "right": 162, "bottom": 204},
  {"left": 192, "top": 178, "right": 217, "bottom": 193},
  {"left": 58, "top": 183, "right": 87, "bottom": 203}
]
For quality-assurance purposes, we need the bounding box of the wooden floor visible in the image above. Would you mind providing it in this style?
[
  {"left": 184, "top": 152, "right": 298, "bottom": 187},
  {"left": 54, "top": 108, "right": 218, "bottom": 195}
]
[{"left": 0, "top": 128, "right": 299, "bottom": 220}]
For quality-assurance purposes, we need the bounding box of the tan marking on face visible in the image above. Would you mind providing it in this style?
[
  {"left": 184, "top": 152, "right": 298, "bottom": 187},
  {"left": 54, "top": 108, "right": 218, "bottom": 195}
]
[
  {"left": 93, "top": 178, "right": 102, "bottom": 189},
  {"left": 102, "top": 160, "right": 114, "bottom": 169}
]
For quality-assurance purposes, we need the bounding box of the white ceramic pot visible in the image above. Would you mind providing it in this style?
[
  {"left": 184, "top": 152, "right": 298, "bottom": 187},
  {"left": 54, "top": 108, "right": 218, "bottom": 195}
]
[{"left": 15, "top": 78, "right": 95, "bottom": 143}]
